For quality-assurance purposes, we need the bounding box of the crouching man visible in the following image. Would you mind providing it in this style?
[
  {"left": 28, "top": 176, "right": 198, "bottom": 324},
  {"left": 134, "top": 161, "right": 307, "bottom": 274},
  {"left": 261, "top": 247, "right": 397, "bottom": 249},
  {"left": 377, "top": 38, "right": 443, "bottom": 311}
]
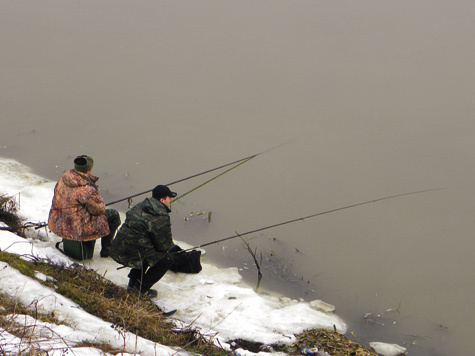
[
  {"left": 48, "top": 155, "right": 121, "bottom": 259},
  {"left": 110, "top": 185, "right": 202, "bottom": 298}
]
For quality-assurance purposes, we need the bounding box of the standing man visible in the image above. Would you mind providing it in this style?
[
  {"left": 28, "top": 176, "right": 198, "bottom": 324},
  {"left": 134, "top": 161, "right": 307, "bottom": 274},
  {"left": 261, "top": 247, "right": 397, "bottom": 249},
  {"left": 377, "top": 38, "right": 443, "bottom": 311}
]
[
  {"left": 48, "top": 155, "right": 121, "bottom": 258},
  {"left": 110, "top": 185, "right": 200, "bottom": 298}
]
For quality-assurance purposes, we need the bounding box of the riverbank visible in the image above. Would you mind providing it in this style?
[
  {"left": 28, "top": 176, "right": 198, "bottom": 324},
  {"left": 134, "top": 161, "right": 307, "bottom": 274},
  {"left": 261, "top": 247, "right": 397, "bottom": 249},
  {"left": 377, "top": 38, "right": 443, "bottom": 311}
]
[{"left": 0, "top": 157, "right": 407, "bottom": 355}]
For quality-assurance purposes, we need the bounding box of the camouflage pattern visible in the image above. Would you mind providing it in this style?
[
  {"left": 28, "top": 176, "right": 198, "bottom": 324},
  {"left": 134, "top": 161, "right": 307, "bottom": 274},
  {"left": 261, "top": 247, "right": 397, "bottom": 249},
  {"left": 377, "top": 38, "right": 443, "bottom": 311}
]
[
  {"left": 110, "top": 197, "right": 173, "bottom": 269},
  {"left": 48, "top": 169, "right": 109, "bottom": 241}
]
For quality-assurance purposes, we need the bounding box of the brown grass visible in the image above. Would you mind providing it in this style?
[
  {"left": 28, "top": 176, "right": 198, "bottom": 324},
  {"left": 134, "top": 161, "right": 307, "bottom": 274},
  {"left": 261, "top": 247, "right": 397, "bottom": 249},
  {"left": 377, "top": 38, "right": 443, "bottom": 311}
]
[
  {"left": 0, "top": 194, "right": 24, "bottom": 235},
  {"left": 0, "top": 251, "right": 231, "bottom": 355}
]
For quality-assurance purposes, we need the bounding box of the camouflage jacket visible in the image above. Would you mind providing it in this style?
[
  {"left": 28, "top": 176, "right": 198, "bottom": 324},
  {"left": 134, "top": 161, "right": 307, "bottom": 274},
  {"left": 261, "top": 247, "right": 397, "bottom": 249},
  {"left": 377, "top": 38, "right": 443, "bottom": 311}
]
[
  {"left": 48, "top": 169, "right": 109, "bottom": 241},
  {"left": 110, "top": 197, "right": 174, "bottom": 269}
]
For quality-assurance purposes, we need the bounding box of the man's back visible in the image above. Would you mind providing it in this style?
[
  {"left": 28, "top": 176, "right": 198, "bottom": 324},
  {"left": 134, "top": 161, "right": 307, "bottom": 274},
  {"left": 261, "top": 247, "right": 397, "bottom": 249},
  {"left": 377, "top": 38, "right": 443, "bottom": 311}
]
[{"left": 110, "top": 197, "right": 173, "bottom": 268}]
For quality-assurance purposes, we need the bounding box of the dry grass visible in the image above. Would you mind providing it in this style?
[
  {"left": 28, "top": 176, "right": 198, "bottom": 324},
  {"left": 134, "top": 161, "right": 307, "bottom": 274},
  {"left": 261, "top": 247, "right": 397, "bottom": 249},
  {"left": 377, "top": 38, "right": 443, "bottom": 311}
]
[
  {"left": 0, "top": 252, "right": 231, "bottom": 355},
  {"left": 293, "top": 329, "right": 379, "bottom": 356},
  {"left": 0, "top": 194, "right": 24, "bottom": 235},
  {"left": 229, "top": 328, "right": 379, "bottom": 356}
]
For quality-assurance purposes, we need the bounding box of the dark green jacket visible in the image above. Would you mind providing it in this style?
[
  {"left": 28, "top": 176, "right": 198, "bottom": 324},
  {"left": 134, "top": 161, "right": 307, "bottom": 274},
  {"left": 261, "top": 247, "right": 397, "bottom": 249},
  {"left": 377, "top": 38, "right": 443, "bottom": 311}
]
[{"left": 110, "top": 197, "right": 174, "bottom": 269}]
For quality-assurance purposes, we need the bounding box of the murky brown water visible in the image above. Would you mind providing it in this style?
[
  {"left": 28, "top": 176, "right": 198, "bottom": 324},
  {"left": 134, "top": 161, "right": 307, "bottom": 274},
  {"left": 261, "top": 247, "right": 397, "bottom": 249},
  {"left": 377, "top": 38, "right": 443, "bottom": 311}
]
[{"left": 1, "top": 1, "right": 474, "bottom": 355}]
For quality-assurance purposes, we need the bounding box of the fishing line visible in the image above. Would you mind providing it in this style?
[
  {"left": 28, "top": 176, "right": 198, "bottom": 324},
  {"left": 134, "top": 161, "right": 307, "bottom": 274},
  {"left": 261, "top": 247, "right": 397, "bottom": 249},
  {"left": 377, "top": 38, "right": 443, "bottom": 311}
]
[{"left": 173, "top": 156, "right": 255, "bottom": 203}]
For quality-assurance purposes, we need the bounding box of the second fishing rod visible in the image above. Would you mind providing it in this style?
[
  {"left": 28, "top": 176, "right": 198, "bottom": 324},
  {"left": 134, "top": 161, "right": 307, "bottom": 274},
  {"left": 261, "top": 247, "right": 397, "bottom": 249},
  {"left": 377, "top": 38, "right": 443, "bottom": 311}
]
[
  {"left": 116, "top": 188, "right": 444, "bottom": 270},
  {"left": 175, "top": 188, "right": 445, "bottom": 253}
]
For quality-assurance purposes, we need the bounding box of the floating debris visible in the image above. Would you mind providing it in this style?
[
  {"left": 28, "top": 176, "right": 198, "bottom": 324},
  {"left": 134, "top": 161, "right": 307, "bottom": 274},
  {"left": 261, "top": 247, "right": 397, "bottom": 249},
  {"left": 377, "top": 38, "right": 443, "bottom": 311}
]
[
  {"left": 309, "top": 300, "right": 336, "bottom": 314},
  {"left": 184, "top": 210, "right": 212, "bottom": 223},
  {"left": 369, "top": 342, "right": 407, "bottom": 356}
]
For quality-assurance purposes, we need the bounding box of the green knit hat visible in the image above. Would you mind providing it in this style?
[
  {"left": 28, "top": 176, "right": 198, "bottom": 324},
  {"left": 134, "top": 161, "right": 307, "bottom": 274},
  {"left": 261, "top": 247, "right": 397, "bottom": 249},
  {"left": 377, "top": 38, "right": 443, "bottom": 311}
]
[{"left": 74, "top": 155, "right": 94, "bottom": 172}]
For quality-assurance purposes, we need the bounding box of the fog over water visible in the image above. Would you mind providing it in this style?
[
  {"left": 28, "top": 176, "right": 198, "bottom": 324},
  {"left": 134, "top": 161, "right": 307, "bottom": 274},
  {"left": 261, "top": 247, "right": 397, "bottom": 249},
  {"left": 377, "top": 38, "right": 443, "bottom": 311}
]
[{"left": 1, "top": 1, "right": 474, "bottom": 356}]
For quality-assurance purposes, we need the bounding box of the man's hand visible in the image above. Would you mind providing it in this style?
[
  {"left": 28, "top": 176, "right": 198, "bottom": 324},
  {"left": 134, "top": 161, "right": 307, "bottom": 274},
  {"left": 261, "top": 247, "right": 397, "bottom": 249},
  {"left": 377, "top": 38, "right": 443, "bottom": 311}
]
[
  {"left": 160, "top": 253, "right": 175, "bottom": 268},
  {"left": 168, "top": 244, "right": 183, "bottom": 253}
]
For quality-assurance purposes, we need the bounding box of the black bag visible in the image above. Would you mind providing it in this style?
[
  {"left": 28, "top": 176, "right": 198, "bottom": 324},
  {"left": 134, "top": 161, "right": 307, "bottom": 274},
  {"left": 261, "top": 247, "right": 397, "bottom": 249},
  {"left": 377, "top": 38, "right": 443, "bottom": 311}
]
[{"left": 170, "top": 250, "right": 202, "bottom": 274}]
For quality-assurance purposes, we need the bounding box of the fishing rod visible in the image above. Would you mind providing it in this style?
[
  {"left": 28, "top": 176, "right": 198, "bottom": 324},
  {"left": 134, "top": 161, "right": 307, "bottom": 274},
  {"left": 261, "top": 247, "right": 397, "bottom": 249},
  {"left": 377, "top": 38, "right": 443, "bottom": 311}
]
[
  {"left": 105, "top": 153, "right": 258, "bottom": 206},
  {"left": 105, "top": 141, "right": 292, "bottom": 207},
  {"left": 180, "top": 188, "right": 445, "bottom": 252},
  {"left": 31, "top": 153, "right": 261, "bottom": 231}
]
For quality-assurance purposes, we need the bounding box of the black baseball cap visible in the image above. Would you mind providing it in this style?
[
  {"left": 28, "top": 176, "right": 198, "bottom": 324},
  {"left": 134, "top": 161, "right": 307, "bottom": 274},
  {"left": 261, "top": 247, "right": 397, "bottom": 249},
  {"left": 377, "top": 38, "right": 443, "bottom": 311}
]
[{"left": 152, "top": 185, "right": 177, "bottom": 199}]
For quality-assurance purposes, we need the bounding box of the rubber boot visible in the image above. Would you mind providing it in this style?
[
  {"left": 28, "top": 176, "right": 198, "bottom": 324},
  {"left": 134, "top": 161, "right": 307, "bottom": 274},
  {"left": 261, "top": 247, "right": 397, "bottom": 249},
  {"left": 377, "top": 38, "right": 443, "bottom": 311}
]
[{"left": 101, "top": 209, "right": 121, "bottom": 257}]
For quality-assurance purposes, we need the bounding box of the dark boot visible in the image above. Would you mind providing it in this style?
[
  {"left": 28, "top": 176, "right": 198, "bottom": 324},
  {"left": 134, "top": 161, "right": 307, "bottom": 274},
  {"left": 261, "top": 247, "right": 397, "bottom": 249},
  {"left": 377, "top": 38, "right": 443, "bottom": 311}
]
[
  {"left": 127, "top": 280, "right": 158, "bottom": 298},
  {"left": 127, "top": 262, "right": 164, "bottom": 298},
  {"left": 127, "top": 268, "right": 142, "bottom": 289},
  {"left": 142, "top": 289, "right": 158, "bottom": 298},
  {"left": 101, "top": 209, "right": 121, "bottom": 257},
  {"left": 128, "top": 277, "right": 138, "bottom": 288}
]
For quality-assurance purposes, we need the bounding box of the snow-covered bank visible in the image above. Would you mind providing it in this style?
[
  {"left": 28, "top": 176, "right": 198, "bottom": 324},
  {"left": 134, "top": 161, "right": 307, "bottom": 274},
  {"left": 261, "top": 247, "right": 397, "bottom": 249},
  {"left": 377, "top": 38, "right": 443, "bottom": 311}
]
[
  {"left": 0, "top": 256, "right": 192, "bottom": 356},
  {"left": 0, "top": 157, "right": 347, "bottom": 355}
]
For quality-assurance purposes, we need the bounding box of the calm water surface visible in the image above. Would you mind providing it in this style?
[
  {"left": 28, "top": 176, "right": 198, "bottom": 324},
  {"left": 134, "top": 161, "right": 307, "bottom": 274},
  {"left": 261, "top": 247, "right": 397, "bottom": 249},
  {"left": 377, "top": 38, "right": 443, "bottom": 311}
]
[{"left": 1, "top": 2, "right": 474, "bottom": 355}]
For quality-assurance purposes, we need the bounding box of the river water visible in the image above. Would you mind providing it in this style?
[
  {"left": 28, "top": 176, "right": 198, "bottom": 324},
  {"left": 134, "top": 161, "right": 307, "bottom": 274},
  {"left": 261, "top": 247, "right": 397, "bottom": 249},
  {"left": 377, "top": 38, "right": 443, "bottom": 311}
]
[{"left": 1, "top": 1, "right": 474, "bottom": 355}]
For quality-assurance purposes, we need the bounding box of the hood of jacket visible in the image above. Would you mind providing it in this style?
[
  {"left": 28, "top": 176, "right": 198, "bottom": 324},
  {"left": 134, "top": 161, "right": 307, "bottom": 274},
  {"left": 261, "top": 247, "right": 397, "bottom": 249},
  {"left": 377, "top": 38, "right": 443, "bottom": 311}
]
[{"left": 61, "top": 169, "right": 99, "bottom": 189}]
